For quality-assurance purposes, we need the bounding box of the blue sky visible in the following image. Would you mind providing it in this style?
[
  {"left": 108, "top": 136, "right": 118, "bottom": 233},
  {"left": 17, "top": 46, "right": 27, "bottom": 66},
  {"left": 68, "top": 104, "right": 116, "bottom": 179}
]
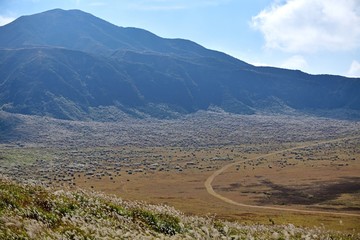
[{"left": 0, "top": 0, "right": 359, "bottom": 77}]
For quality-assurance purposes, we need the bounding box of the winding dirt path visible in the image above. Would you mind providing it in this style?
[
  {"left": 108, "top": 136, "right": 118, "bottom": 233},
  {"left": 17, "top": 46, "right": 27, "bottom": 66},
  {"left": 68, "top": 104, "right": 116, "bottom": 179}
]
[{"left": 204, "top": 136, "right": 360, "bottom": 217}]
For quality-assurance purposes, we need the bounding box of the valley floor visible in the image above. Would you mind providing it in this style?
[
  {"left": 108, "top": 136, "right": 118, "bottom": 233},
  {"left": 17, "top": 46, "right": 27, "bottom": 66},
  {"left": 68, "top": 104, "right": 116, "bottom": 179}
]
[{"left": 1, "top": 111, "right": 360, "bottom": 236}]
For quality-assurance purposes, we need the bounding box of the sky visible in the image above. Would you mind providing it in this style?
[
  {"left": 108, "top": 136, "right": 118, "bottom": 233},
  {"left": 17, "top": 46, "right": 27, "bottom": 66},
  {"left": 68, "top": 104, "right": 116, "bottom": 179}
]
[{"left": 0, "top": 0, "right": 359, "bottom": 77}]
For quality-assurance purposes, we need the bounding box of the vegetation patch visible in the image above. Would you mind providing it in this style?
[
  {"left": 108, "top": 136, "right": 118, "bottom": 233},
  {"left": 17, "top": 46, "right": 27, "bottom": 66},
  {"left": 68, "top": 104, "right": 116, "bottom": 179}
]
[
  {"left": 0, "top": 178, "right": 358, "bottom": 239},
  {"left": 0, "top": 148, "right": 54, "bottom": 167},
  {"left": 131, "top": 208, "right": 181, "bottom": 235}
]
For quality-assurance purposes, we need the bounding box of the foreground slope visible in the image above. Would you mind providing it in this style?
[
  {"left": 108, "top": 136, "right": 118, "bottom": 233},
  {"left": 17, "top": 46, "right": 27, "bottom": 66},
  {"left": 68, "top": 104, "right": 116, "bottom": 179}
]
[
  {"left": 0, "top": 178, "right": 357, "bottom": 239},
  {"left": 0, "top": 9, "right": 359, "bottom": 120}
]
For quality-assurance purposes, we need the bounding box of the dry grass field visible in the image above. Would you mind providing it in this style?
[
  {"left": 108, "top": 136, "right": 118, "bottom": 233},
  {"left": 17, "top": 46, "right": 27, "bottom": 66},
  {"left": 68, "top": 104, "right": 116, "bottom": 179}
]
[
  {"left": 72, "top": 138, "right": 360, "bottom": 233},
  {"left": 1, "top": 111, "right": 360, "bottom": 234}
]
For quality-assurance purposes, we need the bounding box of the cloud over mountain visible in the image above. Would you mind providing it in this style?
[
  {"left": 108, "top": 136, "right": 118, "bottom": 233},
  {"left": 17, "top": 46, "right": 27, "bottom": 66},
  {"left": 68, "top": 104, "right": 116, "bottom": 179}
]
[
  {"left": 281, "top": 55, "right": 308, "bottom": 70},
  {"left": 252, "top": 0, "right": 360, "bottom": 53},
  {"left": 348, "top": 60, "right": 360, "bottom": 77},
  {"left": 0, "top": 15, "right": 14, "bottom": 26}
]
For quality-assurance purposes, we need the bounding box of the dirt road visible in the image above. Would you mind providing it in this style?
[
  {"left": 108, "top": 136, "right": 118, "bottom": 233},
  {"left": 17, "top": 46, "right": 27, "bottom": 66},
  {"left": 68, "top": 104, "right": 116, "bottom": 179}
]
[{"left": 204, "top": 136, "right": 360, "bottom": 217}]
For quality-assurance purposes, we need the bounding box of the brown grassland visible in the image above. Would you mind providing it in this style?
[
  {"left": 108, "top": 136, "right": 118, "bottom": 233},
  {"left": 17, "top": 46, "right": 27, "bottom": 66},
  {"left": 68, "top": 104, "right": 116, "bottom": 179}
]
[
  {"left": 1, "top": 111, "right": 360, "bottom": 234},
  {"left": 73, "top": 138, "right": 360, "bottom": 233}
]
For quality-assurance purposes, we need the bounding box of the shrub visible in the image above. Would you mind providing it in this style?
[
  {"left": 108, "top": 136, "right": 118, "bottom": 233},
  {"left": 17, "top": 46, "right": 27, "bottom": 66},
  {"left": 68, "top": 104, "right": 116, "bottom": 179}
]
[{"left": 131, "top": 209, "right": 181, "bottom": 235}]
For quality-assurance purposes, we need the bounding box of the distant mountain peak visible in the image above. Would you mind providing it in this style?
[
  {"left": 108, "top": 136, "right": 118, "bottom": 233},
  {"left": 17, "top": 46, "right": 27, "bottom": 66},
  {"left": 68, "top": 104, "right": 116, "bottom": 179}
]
[
  {"left": 0, "top": 8, "right": 250, "bottom": 63},
  {"left": 0, "top": 9, "right": 359, "bottom": 120}
]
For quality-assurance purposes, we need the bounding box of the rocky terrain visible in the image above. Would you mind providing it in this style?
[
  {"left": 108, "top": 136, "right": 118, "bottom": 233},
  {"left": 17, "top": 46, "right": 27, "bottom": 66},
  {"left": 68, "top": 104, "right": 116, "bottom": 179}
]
[{"left": 1, "top": 110, "right": 359, "bottom": 148}]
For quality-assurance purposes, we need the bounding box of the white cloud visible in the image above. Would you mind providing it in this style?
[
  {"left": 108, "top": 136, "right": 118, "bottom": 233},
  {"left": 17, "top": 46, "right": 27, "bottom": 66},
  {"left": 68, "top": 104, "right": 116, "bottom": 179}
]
[
  {"left": 251, "top": 0, "right": 360, "bottom": 53},
  {"left": 0, "top": 15, "right": 15, "bottom": 26},
  {"left": 347, "top": 60, "right": 360, "bottom": 77},
  {"left": 280, "top": 55, "right": 307, "bottom": 70},
  {"left": 250, "top": 62, "right": 272, "bottom": 67},
  {"left": 249, "top": 55, "right": 307, "bottom": 71}
]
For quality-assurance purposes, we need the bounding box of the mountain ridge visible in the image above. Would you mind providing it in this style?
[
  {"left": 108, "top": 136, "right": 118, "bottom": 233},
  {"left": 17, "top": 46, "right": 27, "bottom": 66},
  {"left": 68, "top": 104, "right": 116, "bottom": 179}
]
[
  {"left": 0, "top": 8, "right": 248, "bottom": 63},
  {"left": 0, "top": 9, "right": 359, "bottom": 120}
]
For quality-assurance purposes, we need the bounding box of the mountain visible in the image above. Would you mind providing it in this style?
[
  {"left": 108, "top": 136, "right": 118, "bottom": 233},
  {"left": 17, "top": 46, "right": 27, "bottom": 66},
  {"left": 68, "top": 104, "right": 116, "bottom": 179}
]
[
  {"left": 0, "top": 8, "right": 245, "bottom": 62},
  {"left": 0, "top": 9, "right": 359, "bottom": 120}
]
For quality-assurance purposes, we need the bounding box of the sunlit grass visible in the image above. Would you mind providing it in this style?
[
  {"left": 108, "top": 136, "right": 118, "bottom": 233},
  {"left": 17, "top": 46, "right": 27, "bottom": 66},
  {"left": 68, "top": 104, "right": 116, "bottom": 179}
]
[{"left": 0, "top": 178, "right": 358, "bottom": 239}]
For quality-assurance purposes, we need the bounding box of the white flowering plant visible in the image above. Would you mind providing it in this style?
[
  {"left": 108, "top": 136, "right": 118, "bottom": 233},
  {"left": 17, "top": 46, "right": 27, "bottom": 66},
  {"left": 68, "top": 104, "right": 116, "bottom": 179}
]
[{"left": 0, "top": 178, "right": 358, "bottom": 239}]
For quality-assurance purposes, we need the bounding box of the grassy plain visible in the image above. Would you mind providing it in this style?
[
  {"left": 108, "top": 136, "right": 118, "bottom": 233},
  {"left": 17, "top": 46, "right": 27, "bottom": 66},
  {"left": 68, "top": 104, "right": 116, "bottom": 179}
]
[
  {"left": 1, "top": 111, "right": 360, "bottom": 234},
  {"left": 72, "top": 139, "right": 360, "bottom": 233}
]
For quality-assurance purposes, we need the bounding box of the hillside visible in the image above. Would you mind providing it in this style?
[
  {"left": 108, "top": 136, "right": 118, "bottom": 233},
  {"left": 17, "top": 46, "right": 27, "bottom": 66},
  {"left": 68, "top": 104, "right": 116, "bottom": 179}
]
[
  {"left": 0, "top": 178, "right": 357, "bottom": 239},
  {"left": 0, "top": 9, "right": 360, "bottom": 120},
  {"left": 0, "top": 9, "right": 243, "bottom": 60}
]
